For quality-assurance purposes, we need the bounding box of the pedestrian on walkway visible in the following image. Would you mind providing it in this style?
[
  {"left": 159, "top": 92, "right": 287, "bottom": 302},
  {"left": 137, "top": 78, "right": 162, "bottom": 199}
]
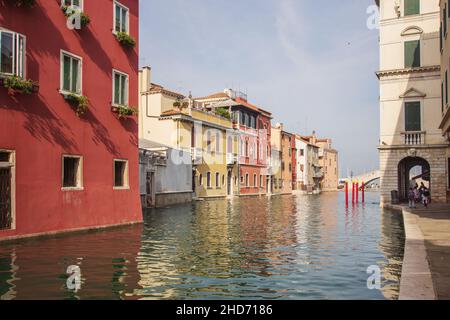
[
  {"left": 408, "top": 188, "right": 416, "bottom": 209},
  {"left": 422, "top": 187, "right": 431, "bottom": 208}
]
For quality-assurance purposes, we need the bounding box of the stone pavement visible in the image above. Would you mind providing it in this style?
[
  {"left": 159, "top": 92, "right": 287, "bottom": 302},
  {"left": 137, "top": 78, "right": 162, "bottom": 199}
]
[{"left": 386, "top": 203, "right": 450, "bottom": 300}]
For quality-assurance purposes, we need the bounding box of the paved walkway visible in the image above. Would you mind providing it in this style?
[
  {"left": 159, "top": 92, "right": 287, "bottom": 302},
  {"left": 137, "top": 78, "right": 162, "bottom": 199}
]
[{"left": 385, "top": 203, "right": 450, "bottom": 300}]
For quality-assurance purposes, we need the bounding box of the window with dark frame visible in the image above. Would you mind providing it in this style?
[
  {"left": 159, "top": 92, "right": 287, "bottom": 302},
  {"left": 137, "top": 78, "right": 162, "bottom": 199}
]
[
  {"left": 63, "top": 156, "right": 81, "bottom": 188},
  {"left": 207, "top": 172, "right": 211, "bottom": 188},
  {"left": 0, "top": 152, "right": 10, "bottom": 162},
  {"left": 405, "top": 101, "right": 421, "bottom": 132},
  {"left": 404, "top": 40, "right": 420, "bottom": 68},
  {"left": 114, "top": 160, "right": 127, "bottom": 188},
  {"left": 404, "top": 0, "right": 420, "bottom": 16}
]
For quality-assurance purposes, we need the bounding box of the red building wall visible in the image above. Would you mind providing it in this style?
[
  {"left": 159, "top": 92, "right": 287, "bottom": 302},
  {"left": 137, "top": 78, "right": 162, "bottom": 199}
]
[
  {"left": 0, "top": 0, "right": 142, "bottom": 240},
  {"left": 238, "top": 108, "right": 272, "bottom": 196}
]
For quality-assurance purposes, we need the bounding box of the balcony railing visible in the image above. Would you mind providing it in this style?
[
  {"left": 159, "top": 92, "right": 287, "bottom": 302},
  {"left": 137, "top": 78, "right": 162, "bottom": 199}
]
[{"left": 401, "top": 131, "right": 426, "bottom": 145}]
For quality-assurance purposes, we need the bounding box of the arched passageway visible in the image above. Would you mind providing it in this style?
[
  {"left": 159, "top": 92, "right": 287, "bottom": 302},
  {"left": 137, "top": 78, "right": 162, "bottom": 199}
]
[{"left": 398, "top": 157, "right": 430, "bottom": 202}]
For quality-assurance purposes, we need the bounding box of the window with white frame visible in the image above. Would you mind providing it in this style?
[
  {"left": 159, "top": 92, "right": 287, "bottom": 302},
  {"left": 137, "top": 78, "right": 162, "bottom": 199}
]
[
  {"left": 114, "top": 1, "right": 129, "bottom": 34},
  {"left": 61, "top": 0, "right": 83, "bottom": 9},
  {"left": 113, "top": 69, "right": 128, "bottom": 106},
  {"left": 61, "top": 51, "right": 82, "bottom": 94},
  {"left": 0, "top": 29, "right": 25, "bottom": 78}
]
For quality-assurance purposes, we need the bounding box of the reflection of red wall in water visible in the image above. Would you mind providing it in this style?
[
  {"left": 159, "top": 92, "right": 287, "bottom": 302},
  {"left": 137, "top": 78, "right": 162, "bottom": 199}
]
[
  {"left": 238, "top": 196, "right": 297, "bottom": 274},
  {"left": 1, "top": 224, "right": 142, "bottom": 300},
  {"left": 0, "top": 0, "right": 142, "bottom": 240}
]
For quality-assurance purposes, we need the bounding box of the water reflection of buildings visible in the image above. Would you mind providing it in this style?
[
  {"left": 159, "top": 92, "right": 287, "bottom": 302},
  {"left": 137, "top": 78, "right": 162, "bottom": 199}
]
[
  {"left": 133, "top": 202, "right": 235, "bottom": 299},
  {"left": 378, "top": 209, "right": 405, "bottom": 300},
  {"left": 236, "top": 196, "right": 298, "bottom": 276},
  {"left": 0, "top": 225, "right": 142, "bottom": 300}
]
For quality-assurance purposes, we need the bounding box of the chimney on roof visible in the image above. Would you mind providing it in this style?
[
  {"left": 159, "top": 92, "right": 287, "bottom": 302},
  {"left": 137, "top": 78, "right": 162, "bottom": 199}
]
[
  {"left": 275, "top": 123, "right": 284, "bottom": 130},
  {"left": 139, "top": 66, "right": 152, "bottom": 93},
  {"left": 224, "top": 88, "right": 234, "bottom": 98}
]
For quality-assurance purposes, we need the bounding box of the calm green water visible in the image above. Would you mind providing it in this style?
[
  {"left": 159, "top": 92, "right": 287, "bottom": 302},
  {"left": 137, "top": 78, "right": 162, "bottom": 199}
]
[{"left": 0, "top": 192, "right": 404, "bottom": 300}]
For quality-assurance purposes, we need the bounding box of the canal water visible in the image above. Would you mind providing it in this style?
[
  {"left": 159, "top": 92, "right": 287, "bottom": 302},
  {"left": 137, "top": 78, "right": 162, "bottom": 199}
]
[{"left": 0, "top": 192, "right": 405, "bottom": 300}]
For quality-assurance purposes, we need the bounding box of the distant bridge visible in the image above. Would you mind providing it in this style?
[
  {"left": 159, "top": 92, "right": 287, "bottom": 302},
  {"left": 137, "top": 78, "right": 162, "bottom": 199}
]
[{"left": 341, "top": 170, "right": 380, "bottom": 185}]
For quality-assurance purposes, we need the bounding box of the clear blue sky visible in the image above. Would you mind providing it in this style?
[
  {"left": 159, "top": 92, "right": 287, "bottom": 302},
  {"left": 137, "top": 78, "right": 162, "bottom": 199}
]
[{"left": 139, "top": 0, "right": 380, "bottom": 177}]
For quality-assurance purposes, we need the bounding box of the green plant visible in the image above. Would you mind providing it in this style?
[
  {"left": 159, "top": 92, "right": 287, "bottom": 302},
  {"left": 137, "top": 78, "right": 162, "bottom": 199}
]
[
  {"left": 214, "top": 107, "right": 231, "bottom": 120},
  {"left": 61, "top": 5, "right": 91, "bottom": 28},
  {"left": 2, "top": 76, "right": 36, "bottom": 95},
  {"left": 115, "top": 32, "right": 136, "bottom": 48},
  {"left": 65, "top": 93, "right": 89, "bottom": 117},
  {"left": 113, "top": 105, "right": 138, "bottom": 119}
]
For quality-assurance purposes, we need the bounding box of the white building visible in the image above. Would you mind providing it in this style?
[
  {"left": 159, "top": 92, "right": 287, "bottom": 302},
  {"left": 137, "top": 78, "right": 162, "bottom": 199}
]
[{"left": 376, "top": 0, "right": 449, "bottom": 205}]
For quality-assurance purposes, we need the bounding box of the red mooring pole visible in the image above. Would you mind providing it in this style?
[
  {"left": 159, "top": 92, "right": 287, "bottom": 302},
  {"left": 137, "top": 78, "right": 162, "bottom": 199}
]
[
  {"left": 352, "top": 183, "right": 355, "bottom": 204},
  {"left": 345, "top": 182, "right": 349, "bottom": 207},
  {"left": 362, "top": 182, "right": 365, "bottom": 203},
  {"left": 356, "top": 183, "right": 359, "bottom": 203}
]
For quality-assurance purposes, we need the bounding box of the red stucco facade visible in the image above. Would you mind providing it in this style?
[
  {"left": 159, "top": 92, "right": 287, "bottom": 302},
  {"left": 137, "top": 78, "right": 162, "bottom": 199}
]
[
  {"left": 234, "top": 98, "right": 272, "bottom": 196},
  {"left": 0, "top": 0, "right": 142, "bottom": 240}
]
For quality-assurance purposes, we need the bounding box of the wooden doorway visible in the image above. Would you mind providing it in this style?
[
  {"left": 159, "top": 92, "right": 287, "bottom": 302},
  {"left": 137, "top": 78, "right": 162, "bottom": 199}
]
[{"left": 0, "top": 167, "right": 12, "bottom": 230}]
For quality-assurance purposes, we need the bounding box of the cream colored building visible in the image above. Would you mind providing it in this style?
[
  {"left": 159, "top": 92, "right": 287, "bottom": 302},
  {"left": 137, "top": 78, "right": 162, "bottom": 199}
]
[
  {"left": 376, "top": 0, "right": 449, "bottom": 204},
  {"left": 139, "top": 67, "right": 239, "bottom": 201},
  {"left": 316, "top": 139, "right": 339, "bottom": 191},
  {"left": 439, "top": 0, "right": 450, "bottom": 201},
  {"left": 295, "top": 134, "right": 321, "bottom": 193}
]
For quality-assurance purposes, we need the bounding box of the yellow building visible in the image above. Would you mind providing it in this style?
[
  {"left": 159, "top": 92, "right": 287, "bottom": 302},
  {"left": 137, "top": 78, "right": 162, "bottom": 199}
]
[
  {"left": 139, "top": 67, "right": 238, "bottom": 200},
  {"left": 270, "top": 124, "right": 284, "bottom": 195},
  {"left": 188, "top": 107, "right": 239, "bottom": 199}
]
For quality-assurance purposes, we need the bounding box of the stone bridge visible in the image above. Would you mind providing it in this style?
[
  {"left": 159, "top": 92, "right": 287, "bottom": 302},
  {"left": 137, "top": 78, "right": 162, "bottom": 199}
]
[{"left": 341, "top": 170, "right": 380, "bottom": 185}]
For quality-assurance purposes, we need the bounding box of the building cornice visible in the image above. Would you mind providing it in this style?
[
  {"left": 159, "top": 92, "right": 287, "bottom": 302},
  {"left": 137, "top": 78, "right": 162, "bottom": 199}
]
[
  {"left": 376, "top": 65, "right": 440, "bottom": 79},
  {"left": 439, "top": 106, "right": 450, "bottom": 131},
  {"left": 378, "top": 144, "right": 449, "bottom": 151}
]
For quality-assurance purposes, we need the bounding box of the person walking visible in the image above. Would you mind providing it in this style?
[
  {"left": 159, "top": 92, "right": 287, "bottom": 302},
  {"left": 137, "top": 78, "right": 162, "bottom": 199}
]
[
  {"left": 413, "top": 186, "right": 420, "bottom": 204},
  {"left": 408, "top": 188, "right": 416, "bottom": 209},
  {"left": 422, "top": 187, "right": 431, "bottom": 208}
]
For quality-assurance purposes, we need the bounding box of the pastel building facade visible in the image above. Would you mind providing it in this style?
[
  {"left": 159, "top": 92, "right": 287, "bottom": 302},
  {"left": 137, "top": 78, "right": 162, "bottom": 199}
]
[
  {"left": 195, "top": 90, "right": 272, "bottom": 197},
  {"left": 317, "top": 139, "right": 339, "bottom": 191},
  {"left": 376, "top": 0, "right": 449, "bottom": 204},
  {"left": 439, "top": 0, "right": 450, "bottom": 200},
  {"left": 295, "top": 134, "right": 322, "bottom": 193},
  {"left": 0, "top": 0, "right": 142, "bottom": 241},
  {"left": 138, "top": 67, "right": 193, "bottom": 207}
]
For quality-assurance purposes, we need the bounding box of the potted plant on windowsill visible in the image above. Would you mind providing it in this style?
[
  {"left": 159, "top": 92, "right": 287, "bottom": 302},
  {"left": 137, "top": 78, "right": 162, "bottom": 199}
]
[
  {"left": 115, "top": 32, "right": 136, "bottom": 49},
  {"left": 63, "top": 93, "right": 89, "bottom": 117},
  {"left": 61, "top": 5, "right": 91, "bottom": 28},
  {"left": 1, "top": 75, "right": 39, "bottom": 95},
  {"left": 111, "top": 104, "right": 138, "bottom": 119}
]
